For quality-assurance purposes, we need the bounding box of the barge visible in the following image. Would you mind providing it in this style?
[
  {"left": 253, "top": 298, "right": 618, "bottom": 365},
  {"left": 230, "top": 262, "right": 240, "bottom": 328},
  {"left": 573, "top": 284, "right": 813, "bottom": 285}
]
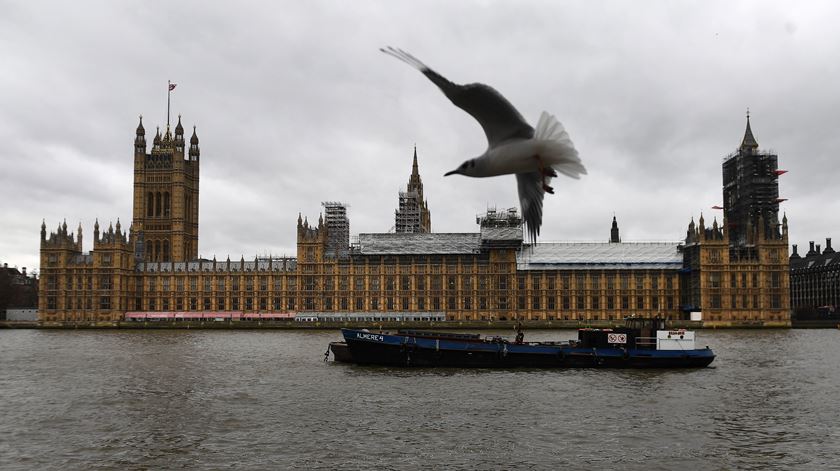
[{"left": 328, "top": 318, "right": 715, "bottom": 368}]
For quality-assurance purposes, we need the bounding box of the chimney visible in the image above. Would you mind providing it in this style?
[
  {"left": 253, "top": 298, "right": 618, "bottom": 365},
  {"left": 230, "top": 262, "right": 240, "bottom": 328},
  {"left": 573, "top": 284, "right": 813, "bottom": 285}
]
[
  {"left": 791, "top": 244, "right": 799, "bottom": 257},
  {"left": 22, "top": 267, "right": 26, "bottom": 276},
  {"left": 816, "top": 244, "right": 822, "bottom": 255},
  {"left": 825, "top": 238, "right": 835, "bottom": 254},
  {"left": 808, "top": 241, "right": 816, "bottom": 256}
]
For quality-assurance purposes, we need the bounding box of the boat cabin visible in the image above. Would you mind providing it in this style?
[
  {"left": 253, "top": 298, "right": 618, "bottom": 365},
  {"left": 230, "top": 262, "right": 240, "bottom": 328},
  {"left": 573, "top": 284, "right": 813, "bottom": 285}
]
[{"left": 576, "top": 317, "right": 695, "bottom": 351}]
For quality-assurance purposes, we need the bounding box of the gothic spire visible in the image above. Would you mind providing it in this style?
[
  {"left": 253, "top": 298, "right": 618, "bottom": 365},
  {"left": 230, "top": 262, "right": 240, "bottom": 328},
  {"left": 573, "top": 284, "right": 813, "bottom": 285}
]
[
  {"left": 610, "top": 215, "right": 620, "bottom": 243},
  {"left": 136, "top": 115, "right": 145, "bottom": 136},
  {"left": 408, "top": 145, "right": 422, "bottom": 191},
  {"left": 189, "top": 125, "right": 200, "bottom": 159},
  {"left": 741, "top": 110, "right": 759, "bottom": 150}
]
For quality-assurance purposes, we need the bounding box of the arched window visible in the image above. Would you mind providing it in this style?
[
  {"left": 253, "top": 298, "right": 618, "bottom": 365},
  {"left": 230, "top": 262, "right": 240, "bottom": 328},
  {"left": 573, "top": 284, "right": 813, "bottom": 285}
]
[
  {"left": 147, "top": 192, "right": 154, "bottom": 217},
  {"left": 164, "top": 192, "right": 170, "bottom": 217},
  {"left": 163, "top": 240, "right": 170, "bottom": 262},
  {"left": 154, "top": 240, "right": 162, "bottom": 262},
  {"left": 155, "top": 192, "right": 162, "bottom": 217}
]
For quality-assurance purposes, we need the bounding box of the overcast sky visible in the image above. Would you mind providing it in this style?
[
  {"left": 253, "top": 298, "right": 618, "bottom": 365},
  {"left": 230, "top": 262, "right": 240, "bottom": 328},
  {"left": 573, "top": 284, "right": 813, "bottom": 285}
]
[{"left": 2, "top": 0, "right": 839, "bottom": 273}]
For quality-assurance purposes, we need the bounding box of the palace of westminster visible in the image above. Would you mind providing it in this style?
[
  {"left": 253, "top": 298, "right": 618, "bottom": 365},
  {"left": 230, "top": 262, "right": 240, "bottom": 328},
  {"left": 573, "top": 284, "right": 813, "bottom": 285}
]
[{"left": 38, "top": 112, "right": 793, "bottom": 326}]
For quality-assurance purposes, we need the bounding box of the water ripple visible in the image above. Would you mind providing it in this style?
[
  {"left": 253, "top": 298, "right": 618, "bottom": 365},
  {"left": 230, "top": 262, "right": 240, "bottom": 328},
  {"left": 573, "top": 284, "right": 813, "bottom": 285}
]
[{"left": 1, "top": 329, "right": 839, "bottom": 470}]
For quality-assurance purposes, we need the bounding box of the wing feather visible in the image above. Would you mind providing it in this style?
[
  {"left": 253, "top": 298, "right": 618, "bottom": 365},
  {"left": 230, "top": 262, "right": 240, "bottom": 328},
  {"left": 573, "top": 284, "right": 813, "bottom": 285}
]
[
  {"left": 381, "top": 47, "right": 533, "bottom": 147},
  {"left": 516, "top": 172, "right": 549, "bottom": 244}
]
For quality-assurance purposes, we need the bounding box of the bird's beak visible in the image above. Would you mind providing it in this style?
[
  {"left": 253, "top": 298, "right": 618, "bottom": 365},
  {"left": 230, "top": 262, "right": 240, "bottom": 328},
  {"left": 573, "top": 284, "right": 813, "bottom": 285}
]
[{"left": 444, "top": 169, "right": 459, "bottom": 177}]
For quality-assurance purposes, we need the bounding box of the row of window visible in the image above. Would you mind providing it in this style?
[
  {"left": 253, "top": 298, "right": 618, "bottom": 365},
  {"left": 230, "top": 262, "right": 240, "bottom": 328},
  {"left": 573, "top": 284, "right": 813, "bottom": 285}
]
[
  {"left": 133, "top": 272, "right": 680, "bottom": 292},
  {"left": 707, "top": 272, "right": 783, "bottom": 289},
  {"left": 708, "top": 248, "right": 782, "bottom": 263},
  {"left": 707, "top": 293, "right": 784, "bottom": 309},
  {"left": 125, "top": 293, "right": 679, "bottom": 313}
]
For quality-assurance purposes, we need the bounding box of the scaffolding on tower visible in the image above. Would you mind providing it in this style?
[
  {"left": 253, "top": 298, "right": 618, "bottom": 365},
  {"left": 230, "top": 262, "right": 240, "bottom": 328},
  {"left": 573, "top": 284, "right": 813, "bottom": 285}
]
[{"left": 322, "top": 202, "right": 350, "bottom": 259}]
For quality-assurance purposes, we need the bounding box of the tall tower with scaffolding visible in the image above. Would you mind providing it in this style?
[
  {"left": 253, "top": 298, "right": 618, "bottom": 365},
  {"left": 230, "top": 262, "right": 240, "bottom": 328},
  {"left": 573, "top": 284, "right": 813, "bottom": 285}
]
[
  {"left": 681, "top": 113, "right": 790, "bottom": 325},
  {"left": 722, "top": 113, "right": 784, "bottom": 251},
  {"left": 322, "top": 202, "right": 350, "bottom": 259},
  {"left": 395, "top": 146, "right": 432, "bottom": 233}
]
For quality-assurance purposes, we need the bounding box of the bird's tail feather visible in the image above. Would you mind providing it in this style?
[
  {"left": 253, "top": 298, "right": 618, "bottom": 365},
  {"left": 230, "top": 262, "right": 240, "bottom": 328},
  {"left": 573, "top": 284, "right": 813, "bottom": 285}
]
[{"left": 534, "top": 111, "right": 586, "bottom": 179}]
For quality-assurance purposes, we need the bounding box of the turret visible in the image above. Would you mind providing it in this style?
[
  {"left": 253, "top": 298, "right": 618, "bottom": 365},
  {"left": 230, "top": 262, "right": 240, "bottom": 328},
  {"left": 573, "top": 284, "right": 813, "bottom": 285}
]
[
  {"left": 175, "top": 115, "right": 184, "bottom": 137},
  {"left": 609, "top": 215, "right": 621, "bottom": 243},
  {"left": 782, "top": 213, "right": 788, "bottom": 240},
  {"left": 77, "top": 223, "right": 83, "bottom": 251},
  {"left": 174, "top": 115, "right": 185, "bottom": 151},
  {"left": 94, "top": 218, "right": 100, "bottom": 242},
  {"left": 40, "top": 219, "right": 46, "bottom": 242},
  {"left": 686, "top": 217, "right": 696, "bottom": 243},
  {"left": 135, "top": 115, "right": 146, "bottom": 153},
  {"left": 189, "top": 126, "right": 200, "bottom": 160}
]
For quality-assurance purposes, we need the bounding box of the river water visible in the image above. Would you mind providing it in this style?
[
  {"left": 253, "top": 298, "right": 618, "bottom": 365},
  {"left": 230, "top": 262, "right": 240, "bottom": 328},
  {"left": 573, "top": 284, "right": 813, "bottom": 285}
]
[{"left": 1, "top": 328, "right": 838, "bottom": 470}]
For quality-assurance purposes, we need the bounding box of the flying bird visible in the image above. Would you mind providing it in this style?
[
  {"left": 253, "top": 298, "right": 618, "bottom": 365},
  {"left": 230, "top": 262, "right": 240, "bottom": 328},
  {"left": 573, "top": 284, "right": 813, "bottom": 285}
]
[{"left": 380, "top": 47, "right": 586, "bottom": 243}]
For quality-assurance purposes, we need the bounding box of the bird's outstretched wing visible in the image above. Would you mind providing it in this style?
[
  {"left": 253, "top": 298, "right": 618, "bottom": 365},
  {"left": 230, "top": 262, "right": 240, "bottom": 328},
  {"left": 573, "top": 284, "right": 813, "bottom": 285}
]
[
  {"left": 516, "top": 171, "right": 549, "bottom": 244},
  {"left": 381, "top": 47, "right": 534, "bottom": 148}
]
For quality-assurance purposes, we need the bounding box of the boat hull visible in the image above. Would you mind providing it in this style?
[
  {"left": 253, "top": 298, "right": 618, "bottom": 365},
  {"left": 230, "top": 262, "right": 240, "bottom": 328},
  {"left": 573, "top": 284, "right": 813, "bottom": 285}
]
[{"left": 333, "top": 329, "right": 715, "bottom": 368}]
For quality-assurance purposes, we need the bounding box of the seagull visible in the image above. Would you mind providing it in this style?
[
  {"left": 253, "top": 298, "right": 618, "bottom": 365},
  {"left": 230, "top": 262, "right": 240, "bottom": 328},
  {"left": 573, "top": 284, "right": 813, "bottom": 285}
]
[{"left": 381, "top": 47, "right": 586, "bottom": 243}]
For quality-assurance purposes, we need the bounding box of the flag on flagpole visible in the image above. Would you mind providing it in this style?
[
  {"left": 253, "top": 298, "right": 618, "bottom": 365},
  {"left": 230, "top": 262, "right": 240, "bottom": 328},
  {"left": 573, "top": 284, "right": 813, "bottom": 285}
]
[{"left": 169, "top": 83, "right": 177, "bottom": 91}]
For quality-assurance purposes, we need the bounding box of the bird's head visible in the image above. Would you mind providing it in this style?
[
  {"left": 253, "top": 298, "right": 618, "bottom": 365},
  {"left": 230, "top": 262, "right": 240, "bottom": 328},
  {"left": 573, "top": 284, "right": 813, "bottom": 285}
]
[{"left": 445, "top": 158, "right": 479, "bottom": 177}]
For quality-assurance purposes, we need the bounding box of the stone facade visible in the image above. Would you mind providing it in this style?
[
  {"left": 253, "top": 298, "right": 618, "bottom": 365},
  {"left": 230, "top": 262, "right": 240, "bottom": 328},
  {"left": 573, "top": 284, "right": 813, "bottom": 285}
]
[
  {"left": 37, "top": 114, "right": 792, "bottom": 326},
  {"left": 39, "top": 219, "right": 135, "bottom": 322},
  {"left": 789, "top": 238, "right": 840, "bottom": 317},
  {"left": 680, "top": 116, "right": 791, "bottom": 326},
  {"left": 132, "top": 116, "right": 200, "bottom": 263}
]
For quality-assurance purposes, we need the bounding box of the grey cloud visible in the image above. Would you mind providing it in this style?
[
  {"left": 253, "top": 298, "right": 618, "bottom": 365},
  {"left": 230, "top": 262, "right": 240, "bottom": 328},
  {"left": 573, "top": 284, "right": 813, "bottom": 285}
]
[{"left": 2, "top": 0, "right": 839, "bottom": 272}]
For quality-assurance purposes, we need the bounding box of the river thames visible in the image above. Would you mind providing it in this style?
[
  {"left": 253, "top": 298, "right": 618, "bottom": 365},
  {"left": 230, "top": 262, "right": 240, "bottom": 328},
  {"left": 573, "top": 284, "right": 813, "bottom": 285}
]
[{"left": 1, "top": 328, "right": 838, "bottom": 470}]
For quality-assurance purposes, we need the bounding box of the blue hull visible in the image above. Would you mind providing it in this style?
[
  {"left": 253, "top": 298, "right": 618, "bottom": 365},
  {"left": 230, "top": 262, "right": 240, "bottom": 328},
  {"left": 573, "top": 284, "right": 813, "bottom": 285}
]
[{"left": 333, "top": 329, "right": 715, "bottom": 368}]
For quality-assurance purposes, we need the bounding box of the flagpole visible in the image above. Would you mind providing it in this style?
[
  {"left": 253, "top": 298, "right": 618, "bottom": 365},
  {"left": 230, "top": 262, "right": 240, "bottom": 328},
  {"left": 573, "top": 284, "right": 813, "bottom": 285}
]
[{"left": 167, "top": 80, "right": 171, "bottom": 128}]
